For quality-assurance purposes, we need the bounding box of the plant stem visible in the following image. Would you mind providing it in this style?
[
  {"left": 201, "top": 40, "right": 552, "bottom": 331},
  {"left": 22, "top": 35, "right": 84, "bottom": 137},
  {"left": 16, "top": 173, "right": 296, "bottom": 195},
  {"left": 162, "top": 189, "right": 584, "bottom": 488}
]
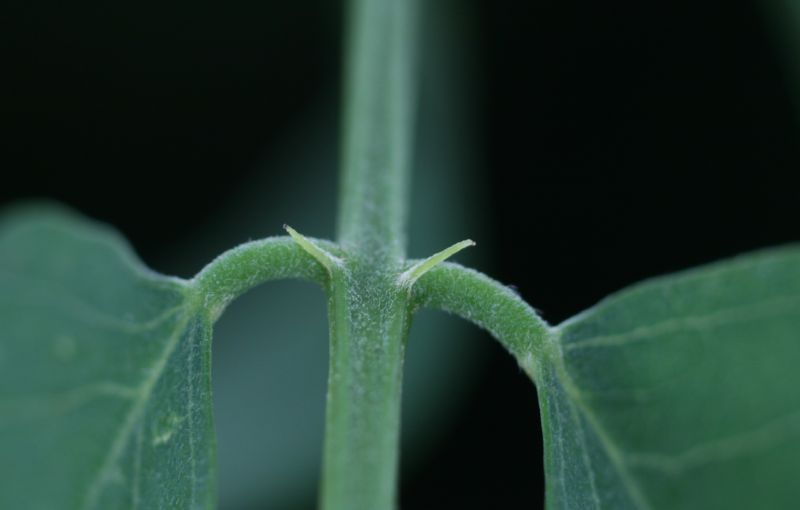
[
  {"left": 337, "top": 0, "right": 418, "bottom": 262},
  {"left": 321, "top": 266, "right": 411, "bottom": 510},
  {"left": 321, "top": 0, "right": 419, "bottom": 509}
]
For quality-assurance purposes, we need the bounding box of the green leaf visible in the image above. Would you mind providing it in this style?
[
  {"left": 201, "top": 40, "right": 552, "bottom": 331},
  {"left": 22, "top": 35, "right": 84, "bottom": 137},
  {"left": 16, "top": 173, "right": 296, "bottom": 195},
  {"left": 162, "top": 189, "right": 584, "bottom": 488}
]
[
  {"left": 0, "top": 206, "right": 216, "bottom": 509},
  {"left": 543, "top": 246, "right": 800, "bottom": 509}
]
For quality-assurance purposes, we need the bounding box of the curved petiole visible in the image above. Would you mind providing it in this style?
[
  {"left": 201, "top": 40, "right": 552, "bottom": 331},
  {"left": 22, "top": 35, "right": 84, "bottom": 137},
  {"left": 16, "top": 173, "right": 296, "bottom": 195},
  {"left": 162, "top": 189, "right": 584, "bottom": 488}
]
[
  {"left": 411, "top": 261, "right": 555, "bottom": 384},
  {"left": 191, "top": 236, "right": 342, "bottom": 321}
]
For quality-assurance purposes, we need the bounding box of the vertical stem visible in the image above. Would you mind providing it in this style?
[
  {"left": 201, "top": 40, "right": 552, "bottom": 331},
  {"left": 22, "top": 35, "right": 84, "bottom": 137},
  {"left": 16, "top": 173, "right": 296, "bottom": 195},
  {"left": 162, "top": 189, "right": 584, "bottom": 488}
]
[
  {"left": 337, "top": 0, "right": 418, "bottom": 262},
  {"left": 321, "top": 0, "right": 419, "bottom": 508},
  {"left": 321, "top": 268, "right": 411, "bottom": 510}
]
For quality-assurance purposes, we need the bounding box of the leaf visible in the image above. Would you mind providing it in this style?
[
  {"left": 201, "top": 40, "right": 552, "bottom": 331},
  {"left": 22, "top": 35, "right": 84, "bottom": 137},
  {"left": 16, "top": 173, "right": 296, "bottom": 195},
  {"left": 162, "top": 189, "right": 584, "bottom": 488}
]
[
  {"left": 542, "top": 246, "right": 800, "bottom": 509},
  {"left": 0, "top": 206, "right": 215, "bottom": 510}
]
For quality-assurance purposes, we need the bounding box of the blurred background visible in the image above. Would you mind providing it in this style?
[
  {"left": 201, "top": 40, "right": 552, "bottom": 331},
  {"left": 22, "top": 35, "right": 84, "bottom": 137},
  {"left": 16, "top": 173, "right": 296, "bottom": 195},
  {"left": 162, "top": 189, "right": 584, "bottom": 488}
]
[{"left": 1, "top": 0, "right": 799, "bottom": 508}]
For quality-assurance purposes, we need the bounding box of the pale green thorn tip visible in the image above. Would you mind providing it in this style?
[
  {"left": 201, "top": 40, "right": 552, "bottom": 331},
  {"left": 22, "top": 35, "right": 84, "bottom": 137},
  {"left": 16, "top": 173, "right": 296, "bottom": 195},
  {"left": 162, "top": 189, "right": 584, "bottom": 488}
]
[
  {"left": 398, "top": 239, "right": 476, "bottom": 289},
  {"left": 284, "top": 225, "right": 340, "bottom": 274}
]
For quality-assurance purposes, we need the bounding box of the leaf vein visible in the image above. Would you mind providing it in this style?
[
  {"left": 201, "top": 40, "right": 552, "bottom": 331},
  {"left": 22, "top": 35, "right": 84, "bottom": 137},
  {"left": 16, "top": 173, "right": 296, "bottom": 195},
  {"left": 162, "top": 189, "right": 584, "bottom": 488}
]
[
  {"left": 564, "top": 295, "right": 799, "bottom": 351},
  {"left": 553, "top": 334, "right": 655, "bottom": 510},
  {"left": 566, "top": 396, "right": 601, "bottom": 510},
  {"left": 0, "top": 270, "right": 184, "bottom": 332},
  {"left": 624, "top": 409, "right": 800, "bottom": 476},
  {"left": 80, "top": 310, "right": 191, "bottom": 510}
]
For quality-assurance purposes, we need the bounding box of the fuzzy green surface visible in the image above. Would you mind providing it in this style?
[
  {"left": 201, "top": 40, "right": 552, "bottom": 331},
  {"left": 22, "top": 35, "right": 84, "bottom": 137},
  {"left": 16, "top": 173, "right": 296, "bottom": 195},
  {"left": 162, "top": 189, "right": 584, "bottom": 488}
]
[
  {"left": 0, "top": 207, "right": 331, "bottom": 510},
  {"left": 547, "top": 247, "right": 800, "bottom": 510},
  {"left": 193, "top": 235, "right": 334, "bottom": 320},
  {"left": 0, "top": 207, "right": 214, "bottom": 509},
  {"left": 336, "top": 0, "right": 418, "bottom": 262},
  {"left": 319, "top": 257, "right": 411, "bottom": 510},
  {"left": 320, "top": 0, "right": 420, "bottom": 507},
  {"left": 414, "top": 261, "right": 552, "bottom": 382},
  {"left": 416, "top": 248, "right": 800, "bottom": 510}
]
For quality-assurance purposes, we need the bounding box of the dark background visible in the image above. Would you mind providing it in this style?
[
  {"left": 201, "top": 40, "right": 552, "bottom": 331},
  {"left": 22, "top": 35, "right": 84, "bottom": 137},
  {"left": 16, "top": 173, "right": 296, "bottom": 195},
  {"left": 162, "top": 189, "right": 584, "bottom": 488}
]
[{"left": 2, "top": 0, "right": 799, "bottom": 508}]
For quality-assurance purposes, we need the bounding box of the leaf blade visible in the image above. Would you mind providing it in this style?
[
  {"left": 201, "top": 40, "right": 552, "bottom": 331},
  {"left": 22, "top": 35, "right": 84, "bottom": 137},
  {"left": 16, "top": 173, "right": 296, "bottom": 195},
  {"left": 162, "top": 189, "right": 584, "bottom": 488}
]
[
  {"left": 0, "top": 207, "right": 215, "bottom": 509},
  {"left": 547, "top": 246, "right": 800, "bottom": 509}
]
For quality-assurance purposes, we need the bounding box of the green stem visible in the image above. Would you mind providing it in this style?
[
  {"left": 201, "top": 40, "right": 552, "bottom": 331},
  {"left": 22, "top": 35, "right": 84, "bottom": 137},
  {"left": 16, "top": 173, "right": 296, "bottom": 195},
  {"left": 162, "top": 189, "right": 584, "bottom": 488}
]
[
  {"left": 412, "top": 262, "right": 554, "bottom": 383},
  {"left": 337, "top": 0, "right": 418, "bottom": 262},
  {"left": 191, "top": 236, "right": 339, "bottom": 321},
  {"left": 321, "top": 265, "right": 411, "bottom": 510},
  {"left": 321, "top": 0, "right": 419, "bottom": 508}
]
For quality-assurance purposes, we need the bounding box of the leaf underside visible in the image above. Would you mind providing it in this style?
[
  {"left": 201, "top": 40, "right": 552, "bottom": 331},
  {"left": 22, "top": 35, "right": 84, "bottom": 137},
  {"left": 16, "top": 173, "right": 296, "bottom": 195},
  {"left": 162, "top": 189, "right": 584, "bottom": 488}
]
[
  {"left": 542, "top": 246, "right": 800, "bottom": 510},
  {"left": 0, "top": 207, "right": 215, "bottom": 510}
]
